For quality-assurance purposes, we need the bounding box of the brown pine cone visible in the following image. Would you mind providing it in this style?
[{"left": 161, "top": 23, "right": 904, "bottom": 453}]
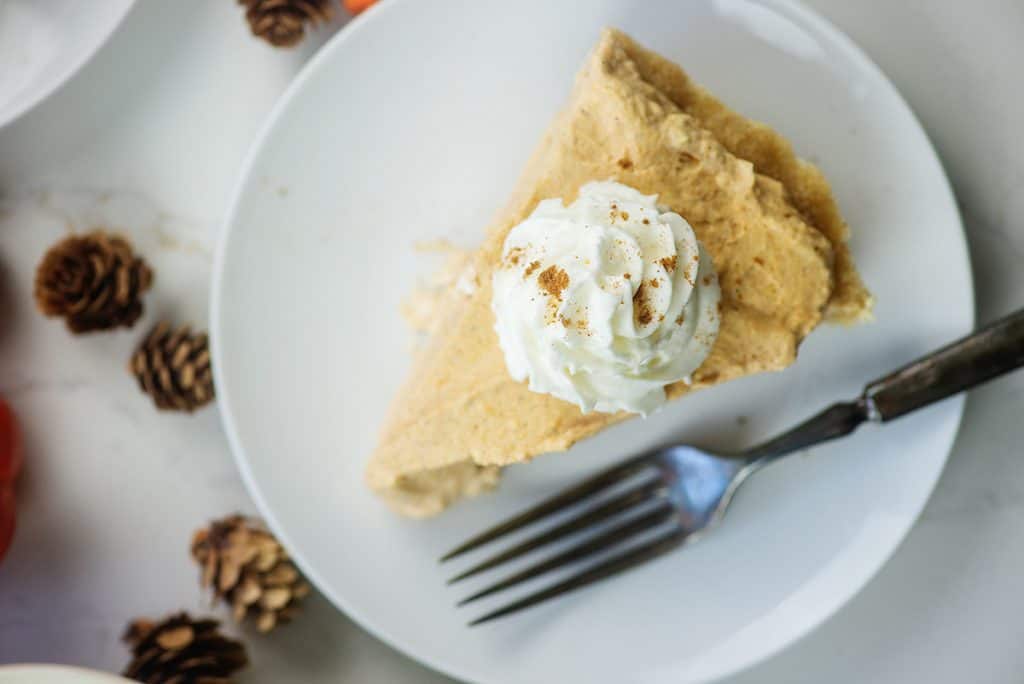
[
  {"left": 130, "top": 322, "right": 214, "bottom": 412},
  {"left": 122, "top": 612, "right": 248, "bottom": 683},
  {"left": 192, "top": 514, "right": 311, "bottom": 632},
  {"left": 239, "top": 0, "right": 334, "bottom": 47},
  {"left": 34, "top": 231, "right": 153, "bottom": 334}
]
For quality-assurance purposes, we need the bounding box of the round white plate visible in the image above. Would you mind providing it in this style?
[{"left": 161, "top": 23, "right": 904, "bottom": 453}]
[
  {"left": 212, "top": 0, "right": 972, "bottom": 682},
  {"left": 0, "top": 665, "right": 130, "bottom": 684},
  {"left": 0, "top": 0, "right": 135, "bottom": 128}
]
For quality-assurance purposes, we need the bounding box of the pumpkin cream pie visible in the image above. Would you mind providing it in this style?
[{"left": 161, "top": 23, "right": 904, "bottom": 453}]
[{"left": 366, "top": 28, "right": 872, "bottom": 516}]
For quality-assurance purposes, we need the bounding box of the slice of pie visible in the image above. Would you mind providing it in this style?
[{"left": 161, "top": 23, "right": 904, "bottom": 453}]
[{"left": 366, "top": 28, "right": 872, "bottom": 516}]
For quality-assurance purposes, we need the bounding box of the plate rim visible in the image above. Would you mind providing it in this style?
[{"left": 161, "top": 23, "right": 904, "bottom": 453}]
[
  {"left": 0, "top": 0, "right": 137, "bottom": 129},
  {"left": 211, "top": 0, "right": 974, "bottom": 681}
]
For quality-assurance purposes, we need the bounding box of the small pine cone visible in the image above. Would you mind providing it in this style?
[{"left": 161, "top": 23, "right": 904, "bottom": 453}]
[
  {"left": 239, "top": 0, "right": 334, "bottom": 48},
  {"left": 34, "top": 231, "right": 153, "bottom": 334},
  {"left": 192, "top": 514, "right": 311, "bottom": 633},
  {"left": 130, "top": 322, "right": 214, "bottom": 412},
  {"left": 122, "top": 612, "right": 248, "bottom": 683}
]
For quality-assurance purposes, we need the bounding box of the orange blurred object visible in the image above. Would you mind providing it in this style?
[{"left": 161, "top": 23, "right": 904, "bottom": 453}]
[{"left": 344, "top": 0, "right": 379, "bottom": 14}]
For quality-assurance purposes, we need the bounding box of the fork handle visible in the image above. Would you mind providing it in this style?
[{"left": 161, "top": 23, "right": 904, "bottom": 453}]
[
  {"left": 744, "top": 308, "right": 1024, "bottom": 463},
  {"left": 863, "top": 308, "right": 1024, "bottom": 421}
]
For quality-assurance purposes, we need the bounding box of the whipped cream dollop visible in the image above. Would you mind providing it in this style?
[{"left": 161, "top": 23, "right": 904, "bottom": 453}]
[{"left": 492, "top": 181, "right": 721, "bottom": 415}]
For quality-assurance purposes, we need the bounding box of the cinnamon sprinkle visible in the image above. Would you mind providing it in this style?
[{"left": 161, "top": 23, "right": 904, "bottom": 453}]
[
  {"left": 560, "top": 314, "right": 590, "bottom": 332},
  {"left": 633, "top": 283, "right": 653, "bottom": 326},
  {"left": 659, "top": 255, "right": 677, "bottom": 273},
  {"left": 524, "top": 260, "right": 541, "bottom": 278},
  {"left": 538, "top": 265, "right": 570, "bottom": 301},
  {"left": 504, "top": 246, "right": 524, "bottom": 267}
]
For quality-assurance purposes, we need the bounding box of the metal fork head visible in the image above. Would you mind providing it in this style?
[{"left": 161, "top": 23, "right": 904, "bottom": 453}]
[
  {"left": 659, "top": 445, "right": 749, "bottom": 530},
  {"left": 441, "top": 445, "right": 750, "bottom": 625}
]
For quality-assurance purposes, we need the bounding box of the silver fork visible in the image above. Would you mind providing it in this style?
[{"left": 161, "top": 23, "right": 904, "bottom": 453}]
[{"left": 442, "top": 308, "right": 1024, "bottom": 625}]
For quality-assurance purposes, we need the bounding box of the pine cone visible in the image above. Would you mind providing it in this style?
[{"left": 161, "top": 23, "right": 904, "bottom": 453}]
[
  {"left": 239, "top": 0, "right": 334, "bottom": 47},
  {"left": 192, "top": 514, "right": 311, "bottom": 632},
  {"left": 122, "top": 612, "right": 248, "bottom": 683},
  {"left": 130, "top": 322, "right": 214, "bottom": 412},
  {"left": 34, "top": 231, "right": 153, "bottom": 334}
]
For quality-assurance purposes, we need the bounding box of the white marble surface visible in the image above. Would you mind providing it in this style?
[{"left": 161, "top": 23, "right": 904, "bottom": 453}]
[{"left": 0, "top": 1, "right": 1021, "bottom": 681}]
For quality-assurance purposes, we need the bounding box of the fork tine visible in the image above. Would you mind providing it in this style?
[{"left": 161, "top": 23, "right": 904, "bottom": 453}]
[
  {"left": 467, "top": 525, "right": 688, "bottom": 626},
  {"left": 447, "top": 477, "right": 664, "bottom": 584},
  {"left": 457, "top": 502, "right": 676, "bottom": 607},
  {"left": 440, "top": 455, "right": 655, "bottom": 562}
]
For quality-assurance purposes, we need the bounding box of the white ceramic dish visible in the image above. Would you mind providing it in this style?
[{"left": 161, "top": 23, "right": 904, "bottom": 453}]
[
  {"left": 212, "top": 0, "right": 972, "bottom": 682},
  {"left": 0, "top": 665, "right": 131, "bottom": 684},
  {"left": 0, "top": 0, "right": 135, "bottom": 128}
]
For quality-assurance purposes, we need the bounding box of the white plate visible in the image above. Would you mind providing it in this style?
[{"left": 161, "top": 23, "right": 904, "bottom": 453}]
[
  {"left": 0, "top": 0, "right": 135, "bottom": 128},
  {"left": 0, "top": 665, "right": 130, "bottom": 684},
  {"left": 212, "top": 0, "right": 972, "bottom": 682}
]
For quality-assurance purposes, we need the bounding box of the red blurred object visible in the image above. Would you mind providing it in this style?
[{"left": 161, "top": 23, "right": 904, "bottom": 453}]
[
  {"left": 0, "top": 398, "right": 21, "bottom": 484},
  {"left": 344, "top": 0, "right": 378, "bottom": 15},
  {"left": 0, "top": 398, "right": 22, "bottom": 562},
  {"left": 0, "top": 486, "right": 14, "bottom": 561}
]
